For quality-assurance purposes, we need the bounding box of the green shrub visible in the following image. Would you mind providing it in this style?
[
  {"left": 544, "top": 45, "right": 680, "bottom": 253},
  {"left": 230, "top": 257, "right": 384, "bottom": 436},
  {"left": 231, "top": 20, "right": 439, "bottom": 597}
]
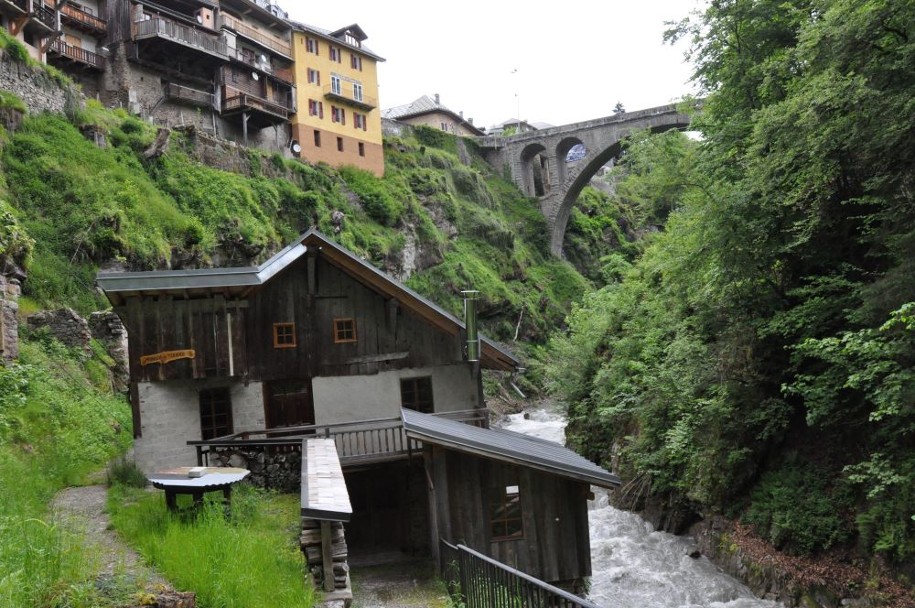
[
  {"left": 744, "top": 464, "right": 853, "bottom": 554},
  {"left": 107, "top": 457, "right": 147, "bottom": 489},
  {"left": 339, "top": 165, "right": 407, "bottom": 226}
]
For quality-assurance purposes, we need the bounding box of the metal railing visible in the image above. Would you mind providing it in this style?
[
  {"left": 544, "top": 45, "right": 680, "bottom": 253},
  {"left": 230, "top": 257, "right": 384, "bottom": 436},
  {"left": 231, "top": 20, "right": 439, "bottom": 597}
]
[
  {"left": 440, "top": 540, "right": 602, "bottom": 608},
  {"left": 322, "top": 83, "right": 378, "bottom": 110},
  {"left": 59, "top": 1, "right": 106, "bottom": 32},
  {"left": 30, "top": 1, "right": 56, "bottom": 30},
  {"left": 49, "top": 39, "right": 104, "bottom": 69},
  {"left": 165, "top": 82, "right": 215, "bottom": 108},
  {"left": 219, "top": 13, "right": 290, "bottom": 57},
  {"left": 133, "top": 16, "right": 228, "bottom": 58}
]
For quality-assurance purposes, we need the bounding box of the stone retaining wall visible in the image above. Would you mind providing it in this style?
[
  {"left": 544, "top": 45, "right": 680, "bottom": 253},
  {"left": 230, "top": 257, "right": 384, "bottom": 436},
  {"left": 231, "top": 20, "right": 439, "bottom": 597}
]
[{"left": 0, "top": 51, "right": 83, "bottom": 117}]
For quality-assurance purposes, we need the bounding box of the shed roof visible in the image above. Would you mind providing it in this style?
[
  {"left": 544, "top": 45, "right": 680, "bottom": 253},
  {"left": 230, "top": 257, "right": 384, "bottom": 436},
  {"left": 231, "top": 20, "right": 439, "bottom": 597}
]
[
  {"left": 96, "top": 229, "right": 518, "bottom": 371},
  {"left": 402, "top": 409, "right": 620, "bottom": 488}
]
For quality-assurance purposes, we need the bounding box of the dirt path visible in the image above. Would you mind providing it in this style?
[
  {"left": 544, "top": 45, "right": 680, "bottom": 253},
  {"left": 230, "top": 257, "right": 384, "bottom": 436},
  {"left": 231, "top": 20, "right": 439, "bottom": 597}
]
[{"left": 51, "top": 485, "right": 170, "bottom": 594}]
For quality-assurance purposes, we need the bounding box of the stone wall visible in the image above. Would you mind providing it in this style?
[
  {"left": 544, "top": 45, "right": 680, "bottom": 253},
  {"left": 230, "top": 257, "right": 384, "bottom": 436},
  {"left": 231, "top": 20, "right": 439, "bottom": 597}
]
[
  {"left": 208, "top": 445, "right": 301, "bottom": 493},
  {"left": 0, "top": 51, "right": 83, "bottom": 117},
  {"left": 0, "top": 273, "right": 21, "bottom": 361},
  {"left": 27, "top": 308, "right": 92, "bottom": 354},
  {"left": 89, "top": 311, "right": 130, "bottom": 392}
]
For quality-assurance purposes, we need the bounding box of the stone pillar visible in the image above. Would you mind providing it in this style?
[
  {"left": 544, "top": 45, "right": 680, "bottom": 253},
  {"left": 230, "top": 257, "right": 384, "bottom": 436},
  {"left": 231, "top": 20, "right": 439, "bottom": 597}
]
[
  {"left": 0, "top": 273, "right": 21, "bottom": 361},
  {"left": 89, "top": 311, "right": 129, "bottom": 392}
]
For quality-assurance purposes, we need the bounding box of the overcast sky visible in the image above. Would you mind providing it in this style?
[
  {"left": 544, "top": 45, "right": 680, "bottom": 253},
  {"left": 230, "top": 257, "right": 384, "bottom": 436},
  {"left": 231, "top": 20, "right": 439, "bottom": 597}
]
[{"left": 284, "top": 1, "right": 706, "bottom": 129}]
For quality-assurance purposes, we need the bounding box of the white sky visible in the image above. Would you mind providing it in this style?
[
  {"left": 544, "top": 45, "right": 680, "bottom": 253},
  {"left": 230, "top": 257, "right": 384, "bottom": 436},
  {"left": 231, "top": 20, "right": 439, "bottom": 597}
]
[{"left": 284, "top": 1, "right": 706, "bottom": 129}]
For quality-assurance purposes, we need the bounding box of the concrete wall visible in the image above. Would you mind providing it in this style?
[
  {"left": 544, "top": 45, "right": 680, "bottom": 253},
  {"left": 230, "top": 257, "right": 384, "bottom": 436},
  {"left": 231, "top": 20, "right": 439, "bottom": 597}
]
[
  {"left": 312, "top": 362, "right": 478, "bottom": 425},
  {"left": 133, "top": 378, "right": 264, "bottom": 472}
]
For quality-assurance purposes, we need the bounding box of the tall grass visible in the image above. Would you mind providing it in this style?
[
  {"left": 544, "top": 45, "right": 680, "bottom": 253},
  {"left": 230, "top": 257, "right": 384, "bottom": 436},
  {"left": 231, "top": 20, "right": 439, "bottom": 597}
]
[
  {"left": 0, "top": 338, "right": 133, "bottom": 607},
  {"left": 109, "top": 484, "right": 315, "bottom": 608}
]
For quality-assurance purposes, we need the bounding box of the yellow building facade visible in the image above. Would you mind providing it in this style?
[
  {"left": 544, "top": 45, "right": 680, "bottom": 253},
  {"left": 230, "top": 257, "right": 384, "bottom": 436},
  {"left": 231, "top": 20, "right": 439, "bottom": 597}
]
[{"left": 290, "top": 23, "right": 385, "bottom": 176}]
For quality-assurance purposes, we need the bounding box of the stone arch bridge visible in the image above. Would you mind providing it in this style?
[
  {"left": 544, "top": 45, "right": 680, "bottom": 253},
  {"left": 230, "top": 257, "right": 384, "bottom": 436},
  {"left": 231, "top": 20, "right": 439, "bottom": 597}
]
[{"left": 478, "top": 104, "right": 692, "bottom": 256}]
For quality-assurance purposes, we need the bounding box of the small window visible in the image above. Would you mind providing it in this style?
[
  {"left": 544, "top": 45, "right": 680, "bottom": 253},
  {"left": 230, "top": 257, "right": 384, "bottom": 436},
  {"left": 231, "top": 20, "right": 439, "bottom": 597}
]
[
  {"left": 306, "top": 37, "right": 318, "bottom": 54},
  {"left": 353, "top": 83, "right": 363, "bottom": 102},
  {"left": 307, "top": 68, "right": 320, "bottom": 85},
  {"left": 333, "top": 318, "right": 357, "bottom": 343},
  {"left": 273, "top": 322, "right": 296, "bottom": 348},
  {"left": 490, "top": 484, "right": 523, "bottom": 541},
  {"left": 350, "top": 54, "right": 362, "bottom": 71},
  {"left": 400, "top": 377, "right": 433, "bottom": 413},
  {"left": 358, "top": 142, "right": 365, "bottom": 157},
  {"left": 337, "top": 137, "right": 344, "bottom": 152},
  {"left": 199, "top": 387, "right": 233, "bottom": 440},
  {"left": 313, "top": 130, "right": 321, "bottom": 147}
]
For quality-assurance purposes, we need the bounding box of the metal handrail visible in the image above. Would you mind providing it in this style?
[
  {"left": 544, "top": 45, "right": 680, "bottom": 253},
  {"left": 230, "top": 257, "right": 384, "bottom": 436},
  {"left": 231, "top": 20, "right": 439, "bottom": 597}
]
[
  {"left": 440, "top": 539, "right": 602, "bottom": 608},
  {"left": 30, "top": 2, "right": 56, "bottom": 29}
]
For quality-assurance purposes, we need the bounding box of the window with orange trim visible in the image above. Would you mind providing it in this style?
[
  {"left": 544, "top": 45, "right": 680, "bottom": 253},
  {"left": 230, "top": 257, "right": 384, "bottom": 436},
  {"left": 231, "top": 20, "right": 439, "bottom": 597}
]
[
  {"left": 273, "top": 322, "right": 296, "bottom": 348},
  {"left": 333, "top": 318, "right": 357, "bottom": 343}
]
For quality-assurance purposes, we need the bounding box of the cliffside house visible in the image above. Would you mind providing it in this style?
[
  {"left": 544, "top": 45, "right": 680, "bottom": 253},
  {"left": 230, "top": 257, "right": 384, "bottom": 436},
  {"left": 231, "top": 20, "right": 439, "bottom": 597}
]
[
  {"left": 96, "top": 229, "right": 619, "bottom": 590},
  {"left": 289, "top": 21, "right": 385, "bottom": 176},
  {"left": 6, "top": 1, "right": 386, "bottom": 174},
  {"left": 382, "top": 93, "right": 484, "bottom": 137}
]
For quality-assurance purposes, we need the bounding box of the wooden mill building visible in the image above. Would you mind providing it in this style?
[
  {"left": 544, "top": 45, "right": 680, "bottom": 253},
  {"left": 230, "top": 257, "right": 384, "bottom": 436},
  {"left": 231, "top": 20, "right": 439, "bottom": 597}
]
[{"left": 96, "top": 229, "right": 619, "bottom": 590}]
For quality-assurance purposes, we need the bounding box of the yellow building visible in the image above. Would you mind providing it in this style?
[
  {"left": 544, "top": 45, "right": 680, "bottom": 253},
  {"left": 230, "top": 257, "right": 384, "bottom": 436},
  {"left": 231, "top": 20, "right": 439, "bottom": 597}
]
[{"left": 289, "top": 22, "right": 385, "bottom": 176}]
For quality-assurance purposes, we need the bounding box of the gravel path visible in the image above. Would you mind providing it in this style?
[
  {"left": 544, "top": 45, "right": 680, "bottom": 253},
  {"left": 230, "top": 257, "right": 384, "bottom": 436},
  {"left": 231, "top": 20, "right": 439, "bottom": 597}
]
[
  {"left": 349, "top": 560, "right": 451, "bottom": 608},
  {"left": 51, "top": 485, "right": 168, "bottom": 588}
]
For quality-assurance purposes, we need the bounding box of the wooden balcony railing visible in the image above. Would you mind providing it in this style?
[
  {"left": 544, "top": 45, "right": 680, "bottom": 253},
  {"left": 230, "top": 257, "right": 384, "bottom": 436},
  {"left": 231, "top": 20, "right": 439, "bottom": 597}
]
[
  {"left": 323, "top": 83, "right": 377, "bottom": 111},
  {"left": 59, "top": 1, "right": 106, "bottom": 33},
  {"left": 133, "top": 15, "right": 228, "bottom": 59},
  {"left": 165, "top": 82, "right": 215, "bottom": 108},
  {"left": 231, "top": 50, "right": 294, "bottom": 84},
  {"left": 49, "top": 39, "right": 104, "bottom": 69},
  {"left": 222, "top": 90, "right": 290, "bottom": 120},
  {"left": 189, "top": 410, "right": 488, "bottom": 468},
  {"left": 219, "top": 13, "right": 290, "bottom": 57}
]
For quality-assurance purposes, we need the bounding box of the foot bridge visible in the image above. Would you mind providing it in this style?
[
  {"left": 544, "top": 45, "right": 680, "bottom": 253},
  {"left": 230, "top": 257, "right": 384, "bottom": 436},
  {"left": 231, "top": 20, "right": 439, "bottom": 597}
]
[{"left": 478, "top": 103, "right": 693, "bottom": 256}]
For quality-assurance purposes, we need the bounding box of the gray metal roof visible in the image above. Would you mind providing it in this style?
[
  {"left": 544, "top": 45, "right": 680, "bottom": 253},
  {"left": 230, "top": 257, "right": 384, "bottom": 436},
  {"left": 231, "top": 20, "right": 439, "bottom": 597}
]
[
  {"left": 286, "top": 20, "right": 384, "bottom": 61},
  {"left": 402, "top": 409, "right": 620, "bottom": 488},
  {"left": 382, "top": 95, "right": 484, "bottom": 135}
]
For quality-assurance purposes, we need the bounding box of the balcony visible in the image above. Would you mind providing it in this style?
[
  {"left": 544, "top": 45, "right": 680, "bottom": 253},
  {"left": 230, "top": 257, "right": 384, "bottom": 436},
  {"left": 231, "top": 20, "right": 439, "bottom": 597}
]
[
  {"left": 48, "top": 39, "right": 104, "bottom": 70},
  {"left": 189, "top": 410, "right": 488, "bottom": 470},
  {"left": 132, "top": 15, "right": 229, "bottom": 61},
  {"left": 164, "top": 82, "right": 215, "bottom": 109},
  {"left": 59, "top": 1, "right": 106, "bottom": 35},
  {"left": 231, "top": 49, "right": 293, "bottom": 84},
  {"left": 222, "top": 90, "right": 288, "bottom": 123},
  {"left": 323, "top": 83, "right": 377, "bottom": 111},
  {"left": 1, "top": 0, "right": 27, "bottom": 15},
  {"left": 219, "top": 13, "right": 290, "bottom": 58},
  {"left": 27, "top": 1, "right": 56, "bottom": 33}
]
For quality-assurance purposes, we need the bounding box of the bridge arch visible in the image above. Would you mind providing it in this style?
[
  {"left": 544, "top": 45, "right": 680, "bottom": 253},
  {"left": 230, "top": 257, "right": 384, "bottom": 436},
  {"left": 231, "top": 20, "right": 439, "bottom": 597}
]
[
  {"left": 519, "top": 142, "right": 551, "bottom": 197},
  {"left": 555, "top": 136, "right": 585, "bottom": 185}
]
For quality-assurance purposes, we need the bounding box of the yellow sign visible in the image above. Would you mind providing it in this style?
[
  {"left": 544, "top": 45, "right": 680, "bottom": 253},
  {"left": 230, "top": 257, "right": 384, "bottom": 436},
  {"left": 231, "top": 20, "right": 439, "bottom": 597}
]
[{"left": 140, "top": 349, "right": 196, "bottom": 366}]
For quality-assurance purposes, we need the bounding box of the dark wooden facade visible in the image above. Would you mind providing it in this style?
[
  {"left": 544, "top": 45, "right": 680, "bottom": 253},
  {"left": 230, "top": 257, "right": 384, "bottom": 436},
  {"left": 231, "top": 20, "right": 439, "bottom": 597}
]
[
  {"left": 428, "top": 447, "right": 592, "bottom": 586},
  {"left": 114, "top": 248, "right": 469, "bottom": 437}
]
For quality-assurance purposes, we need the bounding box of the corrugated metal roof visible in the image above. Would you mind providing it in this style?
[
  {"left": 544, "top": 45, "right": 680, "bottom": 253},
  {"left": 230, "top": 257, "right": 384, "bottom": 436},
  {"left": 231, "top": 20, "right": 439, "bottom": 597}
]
[
  {"left": 96, "top": 229, "right": 519, "bottom": 371},
  {"left": 402, "top": 409, "right": 620, "bottom": 488}
]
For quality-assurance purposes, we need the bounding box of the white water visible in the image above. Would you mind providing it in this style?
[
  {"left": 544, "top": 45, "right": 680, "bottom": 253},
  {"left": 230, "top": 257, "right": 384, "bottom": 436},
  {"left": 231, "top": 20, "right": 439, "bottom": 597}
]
[{"left": 499, "top": 407, "right": 783, "bottom": 608}]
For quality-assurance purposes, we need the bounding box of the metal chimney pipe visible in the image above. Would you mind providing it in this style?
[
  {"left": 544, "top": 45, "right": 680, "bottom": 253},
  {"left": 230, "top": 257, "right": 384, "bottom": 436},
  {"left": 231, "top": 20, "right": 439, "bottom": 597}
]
[{"left": 462, "top": 290, "right": 479, "bottom": 362}]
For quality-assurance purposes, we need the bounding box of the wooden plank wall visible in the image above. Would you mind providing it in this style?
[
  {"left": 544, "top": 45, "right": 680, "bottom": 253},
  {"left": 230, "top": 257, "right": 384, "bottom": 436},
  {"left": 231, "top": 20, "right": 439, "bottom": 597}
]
[
  {"left": 436, "top": 451, "right": 592, "bottom": 585},
  {"left": 118, "top": 250, "right": 464, "bottom": 386}
]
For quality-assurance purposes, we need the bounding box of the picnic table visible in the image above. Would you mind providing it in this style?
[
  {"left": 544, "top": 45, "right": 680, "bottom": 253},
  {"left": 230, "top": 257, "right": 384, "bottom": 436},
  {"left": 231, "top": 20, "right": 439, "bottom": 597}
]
[{"left": 147, "top": 466, "right": 250, "bottom": 512}]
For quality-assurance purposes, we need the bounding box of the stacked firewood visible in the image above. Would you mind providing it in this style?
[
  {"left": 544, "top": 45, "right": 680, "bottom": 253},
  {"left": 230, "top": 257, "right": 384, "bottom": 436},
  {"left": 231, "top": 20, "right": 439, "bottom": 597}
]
[{"left": 300, "top": 518, "right": 350, "bottom": 592}]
